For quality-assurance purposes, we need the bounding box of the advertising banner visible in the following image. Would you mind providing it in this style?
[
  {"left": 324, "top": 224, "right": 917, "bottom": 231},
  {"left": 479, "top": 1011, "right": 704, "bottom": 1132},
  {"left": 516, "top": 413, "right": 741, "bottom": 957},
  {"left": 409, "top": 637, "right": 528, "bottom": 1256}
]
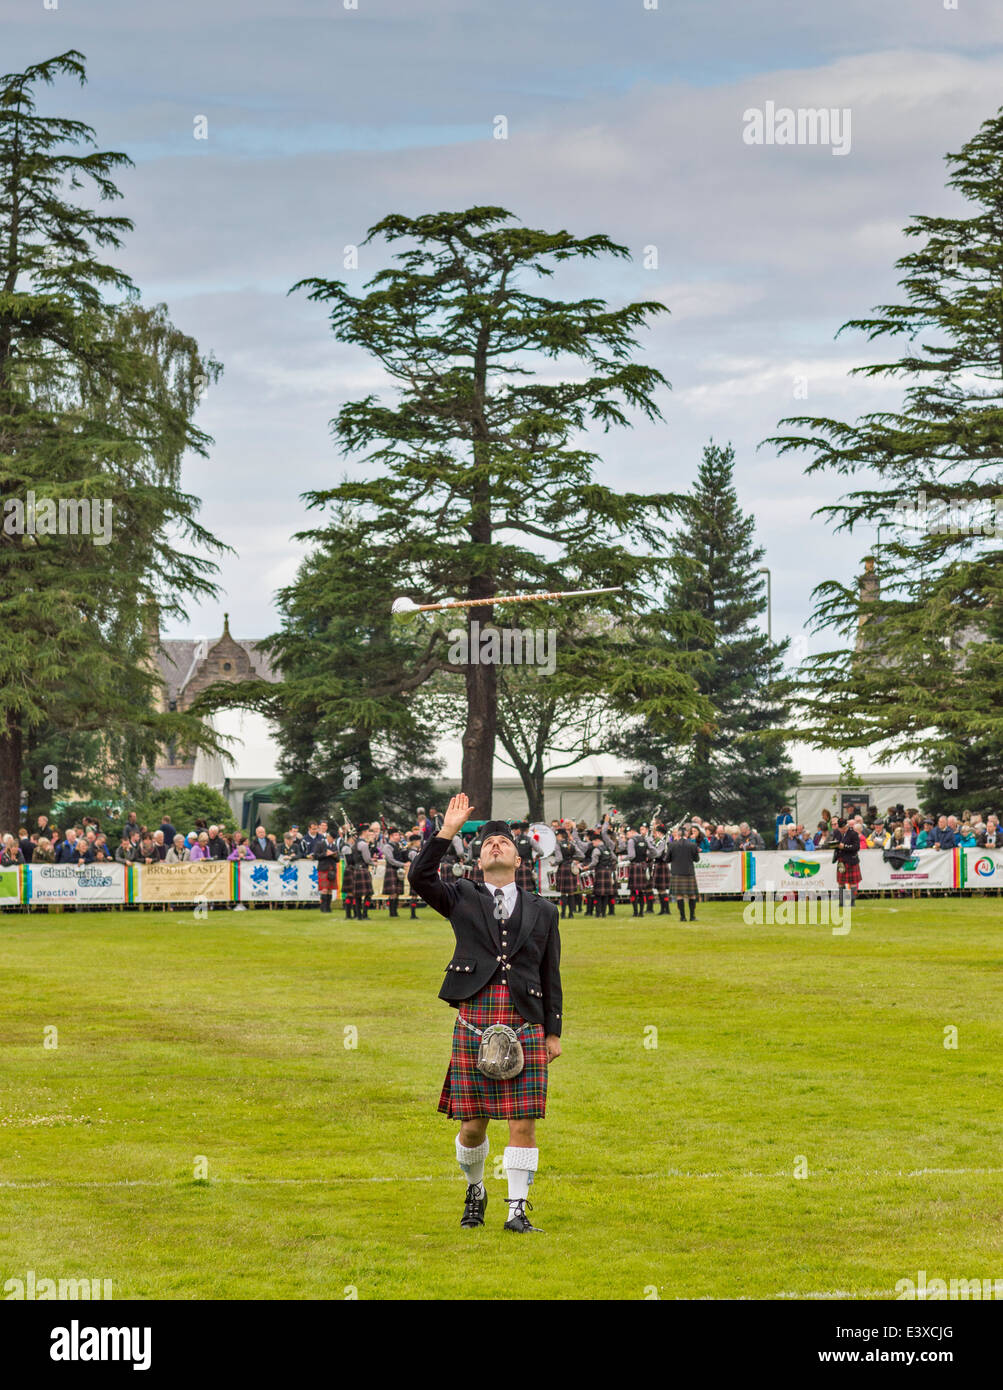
[
  {"left": 858, "top": 848, "right": 958, "bottom": 891},
  {"left": 135, "top": 860, "right": 232, "bottom": 903},
  {"left": 695, "top": 852, "right": 749, "bottom": 895},
  {"left": 25, "top": 862, "right": 130, "bottom": 905},
  {"left": 0, "top": 865, "right": 21, "bottom": 906},
  {"left": 238, "top": 859, "right": 318, "bottom": 902},
  {"left": 961, "top": 848, "right": 1003, "bottom": 888},
  {"left": 745, "top": 851, "right": 839, "bottom": 894}
]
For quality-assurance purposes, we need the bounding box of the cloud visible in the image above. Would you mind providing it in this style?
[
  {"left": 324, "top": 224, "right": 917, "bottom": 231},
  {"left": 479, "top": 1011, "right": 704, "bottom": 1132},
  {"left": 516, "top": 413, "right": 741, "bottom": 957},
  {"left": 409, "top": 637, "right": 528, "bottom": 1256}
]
[{"left": 4, "top": 7, "right": 1001, "bottom": 651}]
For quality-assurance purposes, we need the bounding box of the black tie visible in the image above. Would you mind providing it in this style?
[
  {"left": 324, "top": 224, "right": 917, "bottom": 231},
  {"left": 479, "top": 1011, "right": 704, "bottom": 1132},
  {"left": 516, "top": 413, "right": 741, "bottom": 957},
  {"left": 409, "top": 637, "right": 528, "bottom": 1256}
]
[{"left": 493, "top": 888, "right": 507, "bottom": 922}]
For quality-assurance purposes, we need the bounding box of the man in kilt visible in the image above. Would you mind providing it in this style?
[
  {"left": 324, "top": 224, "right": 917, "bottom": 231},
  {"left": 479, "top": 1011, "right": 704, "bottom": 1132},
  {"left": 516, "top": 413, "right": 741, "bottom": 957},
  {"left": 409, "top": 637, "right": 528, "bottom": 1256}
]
[
  {"left": 381, "top": 827, "right": 407, "bottom": 918},
  {"left": 584, "top": 828, "right": 617, "bottom": 917},
  {"left": 552, "top": 825, "right": 579, "bottom": 918},
  {"left": 651, "top": 822, "right": 672, "bottom": 914},
  {"left": 665, "top": 827, "right": 700, "bottom": 921},
  {"left": 626, "top": 825, "right": 653, "bottom": 918},
  {"left": 410, "top": 793, "right": 562, "bottom": 1234},
  {"left": 832, "top": 817, "right": 861, "bottom": 907},
  {"left": 316, "top": 831, "right": 339, "bottom": 914},
  {"left": 404, "top": 832, "right": 423, "bottom": 918},
  {"left": 345, "top": 826, "right": 375, "bottom": 920},
  {"left": 513, "top": 821, "right": 539, "bottom": 892}
]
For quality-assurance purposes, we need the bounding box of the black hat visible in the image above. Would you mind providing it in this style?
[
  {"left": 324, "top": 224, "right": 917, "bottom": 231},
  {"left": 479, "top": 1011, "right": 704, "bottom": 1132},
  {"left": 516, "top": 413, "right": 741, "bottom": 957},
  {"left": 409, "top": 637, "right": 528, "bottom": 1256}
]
[{"left": 479, "top": 820, "right": 515, "bottom": 844}]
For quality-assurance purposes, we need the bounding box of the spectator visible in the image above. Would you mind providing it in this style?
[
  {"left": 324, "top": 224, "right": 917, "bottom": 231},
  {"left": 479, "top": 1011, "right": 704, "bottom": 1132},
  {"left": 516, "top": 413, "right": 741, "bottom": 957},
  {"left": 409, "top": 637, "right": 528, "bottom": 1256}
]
[
  {"left": 781, "top": 824, "right": 806, "bottom": 851},
  {"left": 114, "top": 836, "right": 133, "bottom": 865},
  {"left": 227, "top": 834, "right": 255, "bottom": 861},
  {"left": 1, "top": 833, "right": 25, "bottom": 865},
  {"left": 708, "top": 824, "right": 735, "bottom": 852},
  {"left": 135, "top": 835, "right": 158, "bottom": 865},
  {"left": 189, "top": 832, "right": 210, "bottom": 861},
  {"left": 55, "top": 829, "right": 79, "bottom": 864},
  {"left": 774, "top": 805, "right": 793, "bottom": 847},
  {"left": 932, "top": 815, "right": 957, "bottom": 850},
  {"left": 279, "top": 832, "right": 301, "bottom": 862},
  {"left": 205, "top": 825, "right": 228, "bottom": 860},
  {"left": 32, "top": 836, "right": 55, "bottom": 863},
  {"left": 737, "top": 823, "right": 764, "bottom": 850},
  {"left": 251, "top": 825, "right": 278, "bottom": 861},
  {"left": 159, "top": 814, "right": 178, "bottom": 845},
  {"left": 166, "top": 834, "right": 191, "bottom": 864}
]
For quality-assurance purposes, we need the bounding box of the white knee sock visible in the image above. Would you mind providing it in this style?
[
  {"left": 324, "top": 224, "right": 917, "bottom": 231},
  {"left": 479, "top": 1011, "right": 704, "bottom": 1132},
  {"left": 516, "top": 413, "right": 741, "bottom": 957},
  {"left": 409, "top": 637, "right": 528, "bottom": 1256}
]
[
  {"left": 504, "top": 1146, "right": 538, "bottom": 1202},
  {"left": 456, "top": 1136, "right": 489, "bottom": 1191}
]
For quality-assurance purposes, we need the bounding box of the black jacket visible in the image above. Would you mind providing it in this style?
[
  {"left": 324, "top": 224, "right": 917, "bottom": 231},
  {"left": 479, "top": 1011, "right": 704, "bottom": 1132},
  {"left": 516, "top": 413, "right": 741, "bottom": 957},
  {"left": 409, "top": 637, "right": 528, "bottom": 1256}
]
[
  {"left": 409, "top": 833, "right": 563, "bottom": 1038},
  {"left": 664, "top": 838, "right": 700, "bottom": 871},
  {"left": 251, "top": 836, "right": 278, "bottom": 861}
]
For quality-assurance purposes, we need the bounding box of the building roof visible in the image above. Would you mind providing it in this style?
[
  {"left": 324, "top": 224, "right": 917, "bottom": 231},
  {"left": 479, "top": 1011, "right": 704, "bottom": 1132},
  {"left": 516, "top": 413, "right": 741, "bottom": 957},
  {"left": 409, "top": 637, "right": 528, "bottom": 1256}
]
[{"left": 156, "top": 637, "right": 279, "bottom": 705}]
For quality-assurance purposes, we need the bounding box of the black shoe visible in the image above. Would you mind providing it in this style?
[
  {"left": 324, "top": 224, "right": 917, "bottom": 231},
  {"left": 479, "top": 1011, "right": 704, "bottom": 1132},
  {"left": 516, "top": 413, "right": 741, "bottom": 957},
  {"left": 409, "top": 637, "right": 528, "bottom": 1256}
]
[
  {"left": 504, "top": 1198, "right": 544, "bottom": 1233},
  {"left": 461, "top": 1183, "right": 487, "bottom": 1228}
]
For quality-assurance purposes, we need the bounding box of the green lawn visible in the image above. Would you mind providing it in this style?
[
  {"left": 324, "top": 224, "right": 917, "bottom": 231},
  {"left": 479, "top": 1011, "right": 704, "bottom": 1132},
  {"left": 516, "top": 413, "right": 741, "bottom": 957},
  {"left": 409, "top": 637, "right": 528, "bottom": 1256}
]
[{"left": 1, "top": 898, "right": 1001, "bottom": 1300}]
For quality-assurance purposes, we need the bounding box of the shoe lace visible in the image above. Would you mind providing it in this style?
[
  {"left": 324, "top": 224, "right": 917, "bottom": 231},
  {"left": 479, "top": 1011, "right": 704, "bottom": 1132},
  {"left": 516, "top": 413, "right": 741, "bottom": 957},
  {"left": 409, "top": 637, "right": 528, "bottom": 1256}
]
[{"left": 506, "top": 1197, "right": 533, "bottom": 1214}]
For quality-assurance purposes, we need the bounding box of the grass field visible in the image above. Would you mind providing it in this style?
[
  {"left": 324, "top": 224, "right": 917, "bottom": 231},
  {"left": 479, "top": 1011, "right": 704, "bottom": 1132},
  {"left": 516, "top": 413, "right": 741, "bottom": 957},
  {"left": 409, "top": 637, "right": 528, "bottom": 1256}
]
[{"left": 1, "top": 898, "right": 1001, "bottom": 1300}]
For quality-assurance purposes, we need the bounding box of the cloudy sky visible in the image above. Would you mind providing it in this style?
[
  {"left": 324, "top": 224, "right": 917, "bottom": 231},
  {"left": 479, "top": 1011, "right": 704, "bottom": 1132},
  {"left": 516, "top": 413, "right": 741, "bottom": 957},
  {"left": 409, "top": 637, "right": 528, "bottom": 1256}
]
[{"left": 5, "top": 0, "right": 1003, "bottom": 655}]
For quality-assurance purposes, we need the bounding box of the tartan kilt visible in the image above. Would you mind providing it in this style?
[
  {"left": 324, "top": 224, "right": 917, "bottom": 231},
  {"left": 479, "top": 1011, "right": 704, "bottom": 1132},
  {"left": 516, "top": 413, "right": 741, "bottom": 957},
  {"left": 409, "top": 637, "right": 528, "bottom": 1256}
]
[
  {"left": 651, "top": 859, "right": 671, "bottom": 893},
  {"left": 515, "top": 859, "right": 537, "bottom": 892},
  {"left": 554, "top": 860, "right": 577, "bottom": 894},
  {"left": 592, "top": 865, "right": 616, "bottom": 895},
  {"left": 466, "top": 862, "right": 485, "bottom": 883},
  {"left": 383, "top": 865, "right": 402, "bottom": 899},
  {"left": 670, "top": 871, "right": 698, "bottom": 900},
  {"left": 836, "top": 860, "right": 862, "bottom": 887},
  {"left": 628, "top": 860, "right": 651, "bottom": 895},
  {"left": 439, "top": 857, "right": 461, "bottom": 886},
  {"left": 347, "top": 863, "right": 372, "bottom": 900},
  {"left": 438, "top": 979, "right": 548, "bottom": 1120},
  {"left": 317, "top": 860, "right": 337, "bottom": 894}
]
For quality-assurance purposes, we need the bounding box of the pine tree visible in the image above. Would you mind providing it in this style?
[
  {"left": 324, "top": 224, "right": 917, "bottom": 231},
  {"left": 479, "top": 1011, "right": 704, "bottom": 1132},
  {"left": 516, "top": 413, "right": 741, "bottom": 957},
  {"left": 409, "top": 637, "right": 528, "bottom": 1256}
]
[
  {"left": 767, "top": 107, "right": 1003, "bottom": 807},
  {"left": 192, "top": 505, "right": 443, "bottom": 827},
  {"left": 0, "top": 52, "right": 225, "bottom": 828},
  {"left": 615, "top": 442, "right": 795, "bottom": 831},
  {"left": 292, "top": 207, "right": 693, "bottom": 814}
]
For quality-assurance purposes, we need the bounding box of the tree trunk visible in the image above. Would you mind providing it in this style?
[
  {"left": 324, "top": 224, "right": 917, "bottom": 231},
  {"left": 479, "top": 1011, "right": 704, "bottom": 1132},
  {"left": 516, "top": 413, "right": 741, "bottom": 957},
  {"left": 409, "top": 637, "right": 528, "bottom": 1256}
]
[
  {"left": 0, "top": 713, "right": 23, "bottom": 834},
  {"left": 461, "top": 603, "right": 497, "bottom": 816}
]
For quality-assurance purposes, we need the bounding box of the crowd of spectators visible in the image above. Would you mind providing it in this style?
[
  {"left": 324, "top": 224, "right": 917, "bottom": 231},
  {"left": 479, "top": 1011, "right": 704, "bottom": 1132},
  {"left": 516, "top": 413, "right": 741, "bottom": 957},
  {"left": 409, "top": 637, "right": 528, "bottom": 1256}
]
[
  {"left": 770, "top": 805, "right": 1000, "bottom": 853},
  {"left": 3, "top": 801, "right": 999, "bottom": 873}
]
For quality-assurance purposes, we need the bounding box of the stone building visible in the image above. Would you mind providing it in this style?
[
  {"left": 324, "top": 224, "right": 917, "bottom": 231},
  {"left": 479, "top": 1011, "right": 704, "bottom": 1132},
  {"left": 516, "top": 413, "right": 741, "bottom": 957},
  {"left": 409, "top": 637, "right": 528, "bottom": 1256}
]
[{"left": 152, "top": 614, "right": 279, "bottom": 788}]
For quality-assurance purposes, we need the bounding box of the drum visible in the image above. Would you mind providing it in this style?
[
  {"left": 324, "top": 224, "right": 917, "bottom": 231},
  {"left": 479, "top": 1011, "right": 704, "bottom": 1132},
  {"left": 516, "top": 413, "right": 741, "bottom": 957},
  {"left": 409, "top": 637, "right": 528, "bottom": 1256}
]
[
  {"left": 616, "top": 859, "right": 629, "bottom": 894},
  {"left": 579, "top": 867, "right": 594, "bottom": 892},
  {"left": 370, "top": 859, "right": 386, "bottom": 897},
  {"left": 401, "top": 866, "right": 411, "bottom": 899}
]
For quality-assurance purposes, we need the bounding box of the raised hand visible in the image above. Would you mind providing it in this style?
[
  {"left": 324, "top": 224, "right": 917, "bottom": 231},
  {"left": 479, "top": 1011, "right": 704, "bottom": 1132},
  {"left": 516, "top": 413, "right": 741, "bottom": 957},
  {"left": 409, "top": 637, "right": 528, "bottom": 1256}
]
[{"left": 441, "top": 792, "right": 474, "bottom": 839}]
